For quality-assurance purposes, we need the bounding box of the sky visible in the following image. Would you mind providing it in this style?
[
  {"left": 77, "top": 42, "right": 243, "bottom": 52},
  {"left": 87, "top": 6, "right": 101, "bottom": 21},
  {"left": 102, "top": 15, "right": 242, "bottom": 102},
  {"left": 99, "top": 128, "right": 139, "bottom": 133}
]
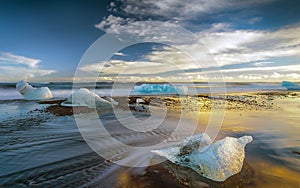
[{"left": 0, "top": 0, "right": 300, "bottom": 82}]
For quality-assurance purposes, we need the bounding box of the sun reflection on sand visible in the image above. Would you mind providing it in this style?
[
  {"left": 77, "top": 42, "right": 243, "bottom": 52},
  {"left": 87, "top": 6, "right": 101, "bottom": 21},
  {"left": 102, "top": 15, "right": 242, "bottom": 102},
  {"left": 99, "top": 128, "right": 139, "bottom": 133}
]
[{"left": 185, "top": 92, "right": 300, "bottom": 187}]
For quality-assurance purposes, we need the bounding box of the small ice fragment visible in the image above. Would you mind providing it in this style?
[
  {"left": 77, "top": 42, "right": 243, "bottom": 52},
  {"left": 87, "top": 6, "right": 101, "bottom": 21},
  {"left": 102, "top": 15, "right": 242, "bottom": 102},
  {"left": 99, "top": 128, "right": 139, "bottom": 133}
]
[
  {"left": 133, "top": 84, "right": 187, "bottom": 95},
  {"left": 16, "top": 80, "right": 53, "bottom": 100},
  {"left": 102, "top": 96, "right": 119, "bottom": 106},
  {"left": 136, "top": 98, "right": 145, "bottom": 104},
  {"left": 61, "top": 88, "right": 112, "bottom": 108},
  {"left": 152, "top": 134, "right": 253, "bottom": 182},
  {"left": 281, "top": 81, "right": 300, "bottom": 90}
]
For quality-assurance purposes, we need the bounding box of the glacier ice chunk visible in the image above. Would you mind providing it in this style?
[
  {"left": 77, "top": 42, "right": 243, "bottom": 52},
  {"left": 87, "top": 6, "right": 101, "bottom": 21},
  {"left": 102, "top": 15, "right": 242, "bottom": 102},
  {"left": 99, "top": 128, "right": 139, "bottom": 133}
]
[
  {"left": 61, "top": 88, "right": 112, "bottom": 108},
  {"left": 281, "top": 81, "right": 300, "bottom": 90},
  {"left": 16, "top": 80, "right": 53, "bottom": 100},
  {"left": 152, "top": 133, "right": 253, "bottom": 182},
  {"left": 133, "top": 84, "right": 187, "bottom": 95},
  {"left": 102, "top": 96, "right": 119, "bottom": 106},
  {"left": 136, "top": 98, "right": 145, "bottom": 104}
]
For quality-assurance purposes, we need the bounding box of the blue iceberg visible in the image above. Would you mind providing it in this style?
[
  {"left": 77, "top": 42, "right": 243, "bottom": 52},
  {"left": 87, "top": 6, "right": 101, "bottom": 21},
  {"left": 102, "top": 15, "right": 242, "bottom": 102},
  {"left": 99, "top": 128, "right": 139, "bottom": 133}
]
[
  {"left": 281, "top": 81, "right": 300, "bottom": 90},
  {"left": 133, "top": 84, "right": 187, "bottom": 95}
]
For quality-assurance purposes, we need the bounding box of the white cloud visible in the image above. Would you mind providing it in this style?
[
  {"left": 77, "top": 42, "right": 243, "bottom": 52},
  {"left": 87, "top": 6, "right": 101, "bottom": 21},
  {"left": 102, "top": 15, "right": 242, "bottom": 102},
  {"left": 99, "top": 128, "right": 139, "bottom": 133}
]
[
  {"left": 95, "top": 15, "right": 130, "bottom": 33},
  {"left": 97, "top": 0, "right": 273, "bottom": 38},
  {"left": 253, "top": 61, "right": 274, "bottom": 66},
  {"left": 198, "top": 29, "right": 263, "bottom": 55},
  {"left": 93, "top": 0, "right": 299, "bottom": 81},
  {"left": 91, "top": 22, "right": 300, "bottom": 81},
  {"left": 113, "top": 52, "right": 126, "bottom": 56},
  {"left": 145, "top": 46, "right": 203, "bottom": 69},
  {"left": 238, "top": 74, "right": 262, "bottom": 80},
  {"left": 217, "top": 64, "right": 300, "bottom": 73},
  {"left": 197, "top": 25, "right": 300, "bottom": 66},
  {"left": 120, "top": 0, "right": 272, "bottom": 21},
  {"left": 93, "top": 21, "right": 300, "bottom": 81},
  {"left": 270, "top": 72, "right": 284, "bottom": 79},
  {"left": 0, "top": 52, "right": 56, "bottom": 81},
  {"left": 79, "top": 62, "right": 102, "bottom": 73},
  {"left": 225, "top": 72, "right": 300, "bottom": 81},
  {"left": 79, "top": 60, "right": 183, "bottom": 75},
  {"left": 248, "top": 17, "right": 262, "bottom": 24},
  {"left": 0, "top": 52, "right": 41, "bottom": 68},
  {"left": 286, "top": 73, "right": 300, "bottom": 79},
  {"left": 0, "top": 66, "right": 56, "bottom": 81},
  {"left": 203, "top": 23, "right": 233, "bottom": 33},
  {"left": 140, "top": 24, "right": 300, "bottom": 71}
]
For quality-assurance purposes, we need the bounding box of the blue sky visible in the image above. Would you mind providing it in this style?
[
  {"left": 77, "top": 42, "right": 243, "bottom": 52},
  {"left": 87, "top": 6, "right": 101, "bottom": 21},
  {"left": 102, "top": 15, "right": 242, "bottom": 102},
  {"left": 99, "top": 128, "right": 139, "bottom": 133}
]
[{"left": 1, "top": 0, "right": 300, "bottom": 82}]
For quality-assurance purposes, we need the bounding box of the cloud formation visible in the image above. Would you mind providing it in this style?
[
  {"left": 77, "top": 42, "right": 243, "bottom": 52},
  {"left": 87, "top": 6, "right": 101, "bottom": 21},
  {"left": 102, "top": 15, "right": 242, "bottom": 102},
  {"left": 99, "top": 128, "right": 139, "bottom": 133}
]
[
  {"left": 92, "top": 0, "right": 299, "bottom": 81},
  {"left": 0, "top": 52, "right": 41, "bottom": 68},
  {"left": 198, "top": 24, "right": 300, "bottom": 66},
  {"left": 248, "top": 17, "right": 262, "bottom": 25},
  {"left": 118, "top": 0, "right": 272, "bottom": 22},
  {"left": 79, "top": 59, "right": 188, "bottom": 76},
  {"left": 0, "top": 52, "right": 56, "bottom": 81}
]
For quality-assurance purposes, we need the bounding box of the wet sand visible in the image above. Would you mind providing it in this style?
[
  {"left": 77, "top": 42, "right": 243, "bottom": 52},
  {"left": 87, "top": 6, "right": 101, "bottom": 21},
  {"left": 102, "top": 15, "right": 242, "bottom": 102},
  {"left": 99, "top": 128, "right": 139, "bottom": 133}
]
[
  {"left": 112, "top": 91, "right": 300, "bottom": 188},
  {"left": 0, "top": 91, "right": 300, "bottom": 187}
]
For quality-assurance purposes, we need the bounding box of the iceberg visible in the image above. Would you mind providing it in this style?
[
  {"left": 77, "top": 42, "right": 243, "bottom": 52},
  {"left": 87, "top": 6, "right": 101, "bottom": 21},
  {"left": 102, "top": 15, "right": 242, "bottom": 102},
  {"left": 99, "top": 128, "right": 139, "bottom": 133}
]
[
  {"left": 152, "top": 133, "right": 253, "bottom": 182},
  {"left": 133, "top": 84, "right": 187, "bottom": 95},
  {"left": 16, "top": 80, "right": 53, "bottom": 100},
  {"left": 61, "top": 88, "right": 113, "bottom": 108},
  {"left": 281, "top": 81, "right": 300, "bottom": 90}
]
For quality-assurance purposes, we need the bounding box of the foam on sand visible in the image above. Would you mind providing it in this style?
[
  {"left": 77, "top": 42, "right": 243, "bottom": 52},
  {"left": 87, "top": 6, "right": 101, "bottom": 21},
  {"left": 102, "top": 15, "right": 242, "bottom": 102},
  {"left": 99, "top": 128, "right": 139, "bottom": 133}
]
[
  {"left": 16, "top": 80, "right": 53, "bottom": 100},
  {"left": 152, "top": 133, "right": 253, "bottom": 182}
]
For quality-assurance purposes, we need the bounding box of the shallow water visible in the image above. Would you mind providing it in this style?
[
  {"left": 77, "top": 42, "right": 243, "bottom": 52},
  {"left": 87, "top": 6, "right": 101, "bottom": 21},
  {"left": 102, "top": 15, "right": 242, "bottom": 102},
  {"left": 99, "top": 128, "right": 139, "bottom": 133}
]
[
  {"left": 0, "top": 95, "right": 299, "bottom": 187},
  {"left": 0, "top": 99, "right": 196, "bottom": 187}
]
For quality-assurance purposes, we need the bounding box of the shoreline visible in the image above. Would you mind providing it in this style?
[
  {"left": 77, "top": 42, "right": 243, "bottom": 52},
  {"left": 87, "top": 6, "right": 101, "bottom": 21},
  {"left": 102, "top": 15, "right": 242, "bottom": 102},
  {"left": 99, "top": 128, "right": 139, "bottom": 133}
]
[{"left": 34, "top": 90, "right": 300, "bottom": 116}]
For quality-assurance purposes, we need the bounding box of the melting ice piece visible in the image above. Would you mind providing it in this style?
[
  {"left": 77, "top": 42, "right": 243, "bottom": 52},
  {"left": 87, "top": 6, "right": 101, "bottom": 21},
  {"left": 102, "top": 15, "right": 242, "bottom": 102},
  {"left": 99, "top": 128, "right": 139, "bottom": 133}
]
[
  {"left": 16, "top": 80, "right": 53, "bottom": 100},
  {"left": 102, "top": 96, "right": 119, "bottom": 106},
  {"left": 281, "top": 81, "right": 300, "bottom": 90},
  {"left": 61, "top": 88, "right": 112, "bottom": 108},
  {"left": 152, "top": 133, "right": 253, "bottom": 182},
  {"left": 136, "top": 98, "right": 145, "bottom": 104},
  {"left": 133, "top": 84, "right": 187, "bottom": 95}
]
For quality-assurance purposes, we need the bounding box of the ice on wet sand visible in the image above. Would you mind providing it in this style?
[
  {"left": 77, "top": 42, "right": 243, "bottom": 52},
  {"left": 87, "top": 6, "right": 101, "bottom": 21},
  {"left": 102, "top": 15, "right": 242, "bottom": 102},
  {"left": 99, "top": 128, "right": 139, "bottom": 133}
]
[
  {"left": 152, "top": 133, "right": 253, "bottom": 182},
  {"left": 16, "top": 80, "right": 53, "bottom": 100},
  {"left": 61, "top": 88, "right": 112, "bottom": 108}
]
